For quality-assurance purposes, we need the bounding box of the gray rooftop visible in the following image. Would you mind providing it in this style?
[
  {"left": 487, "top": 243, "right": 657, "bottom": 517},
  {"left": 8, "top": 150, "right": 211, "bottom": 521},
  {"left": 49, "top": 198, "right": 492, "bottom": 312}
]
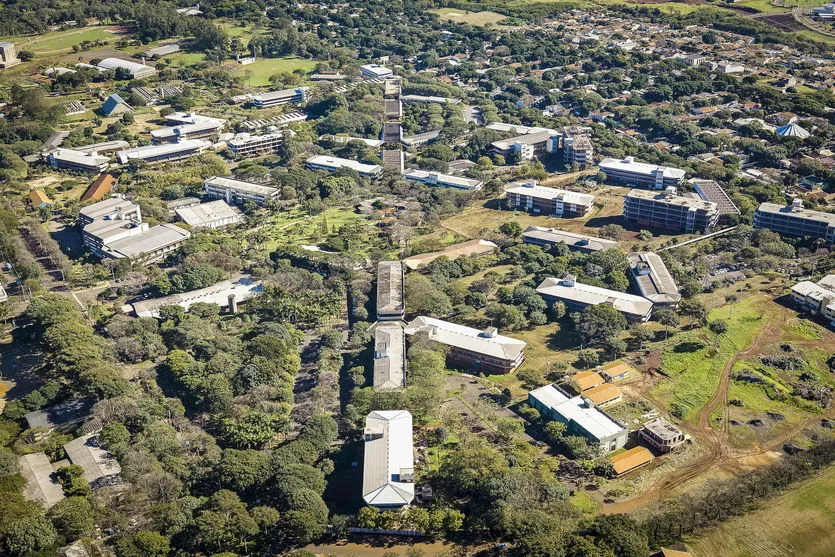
[
  {"left": 174, "top": 200, "right": 243, "bottom": 228},
  {"left": 642, "top": 417, "right": 683, "bottom": 441},
  {"left": 102, "top": 223, "right": 190, "bottom": 259},
  {"left": 756, "top": 202, "right": 835, "bottom": 226},
  {"left": 373, "top": 323, "right": 406, "bottom": 390},
  {"left": 19, "top": 453, "right": 65, "bottom": 508},
  {"left": 362, "top": 410, "right": 414, "bottom": 507},
  {"left": 626, "top": 188, "right": 718, "bottom": 212},
  {"left": 24, "top": 397, "right": 95, "bottom": 431},
  {"left": 529, "top": 384, "right": 626, "bottom": 441},
  {"left": 522, "top": 226, "right": 617, "bottom": 252},
  {"left": 627, "top": 252, "right": 681, "bottom": 305},
  {"left": 376, "top": 261, "right": 404, "bottom": 316},
  {"left": 63, "top": 433, "right": 122, "bottom": 484},
  {"left": 204, "top": 176, "right": 280, "bottom": 197},
  {"left": 404, "top": 316, "right": 526, "bottom": 362}
]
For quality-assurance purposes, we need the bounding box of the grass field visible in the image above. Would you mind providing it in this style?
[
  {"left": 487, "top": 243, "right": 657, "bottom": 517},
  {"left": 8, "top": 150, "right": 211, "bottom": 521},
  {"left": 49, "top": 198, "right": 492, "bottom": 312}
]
[
  {"left": 8, "top": 27, "right": 118, "bottom": 54},
  {"left": 230, "top": 57, "right": 317, "bottom": 86},
  {"left": 688, "top": 466, "right": 835, "bottom": 557},
  {"left": 652, "top": 295, "right": 767, "bottom": 420},
  {"left": 430, "top": 8, "right": 508, "bottom": 26}
]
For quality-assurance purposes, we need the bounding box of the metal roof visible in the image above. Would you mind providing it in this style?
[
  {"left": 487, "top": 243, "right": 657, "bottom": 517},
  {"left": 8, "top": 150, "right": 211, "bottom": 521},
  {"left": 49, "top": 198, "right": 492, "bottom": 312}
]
[
  {"left": 404, "top": 316, "right": 526, "bottom": 362},
  {"left": 373, "top": 323, "right": 406, "bottom": 390},
  {"left": 362, "top": 410, "right": 414, "bottom": 507},
  {"left": 537, "top": 276, "right": 654, "bottom": 319},
  {"left": 529, "top": 384, "right": 626, "bottom": 441},
  {"left": 627, "top": 252, "right": 681, "bottom": 305}
]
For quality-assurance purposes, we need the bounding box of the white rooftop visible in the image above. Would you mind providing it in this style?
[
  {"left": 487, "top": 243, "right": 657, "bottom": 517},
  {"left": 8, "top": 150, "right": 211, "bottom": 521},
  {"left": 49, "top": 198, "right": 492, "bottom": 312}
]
[
  {"left": 373, "top": 323, "right": 406, "bottom": 390},
  {"left": 50, "top": 148, "right": 110, "bottom": 166},
  {"left": 403, "top": 168, "right": 483, "bottom": 190},
  {"left": 536, "top": 276, "right": 654, "bottom": 318},
  {"left": 362, "top": 410, "right": 414, "bottom": 507},
  {"left": 102, "top": 223, "right": 190, "bottom": 259},
  {"left": 486, "top": 122, "right": 558, "bottom": 135},
  {"left": 204, "top": 176, "right": 280, "bottom": 196},
  {"left": 404, "top": 316, "right": 526, "bottom": 362},
  {"left": 307, "top": 154, "right": 382, "bottom": 175},
  {"left": 63, "top": 433, "right": 121, "bottom": 483},
  {"left": 522, "top": 226, "right": 617, "bottom": 252},
  {"left": 127, "top": 276, "right": 263, "bottom": 317},
  {"left": 174, "top": 200, "right": 243, "bottom": 228},
  {"left": 116, "top": 139, "right": 209, "bottom": 164},
  {"left": 19, "top": 453, "right": 65, "bottom": 508},
  {"left": 529, "top": 384, "right": 625, "bottom": 441},
  {"left": 506, "top": 182, "right": 595, "bottom": 206},
  {"left": 600, "top": 156, "right": 686, "bottom": 179}
]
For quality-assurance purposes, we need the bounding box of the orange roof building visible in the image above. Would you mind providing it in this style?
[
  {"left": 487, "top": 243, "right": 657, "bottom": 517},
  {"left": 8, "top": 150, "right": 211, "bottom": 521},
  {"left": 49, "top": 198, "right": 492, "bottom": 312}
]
[
  {"left": 28, "top": 190, "right": 52, "bottom": 206},
  {"left": 599, "top": 362, "right": 630, "bottom": 381},
  {"left": 571, "top": 370, "right": 605, "bottom": 391},
  {"left": 583, "top": 383, "right": 622, "bottom": 407},
  {"left": 80, "top": 173, "right": 116, "bottom": 203},
  {"left": 610, "top": 446, "right": 653, "bottom": 476}
]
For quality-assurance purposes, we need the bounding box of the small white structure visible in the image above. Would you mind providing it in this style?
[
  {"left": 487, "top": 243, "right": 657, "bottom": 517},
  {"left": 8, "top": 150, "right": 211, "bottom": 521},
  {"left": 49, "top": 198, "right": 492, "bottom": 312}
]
[
  {"left": 362, "top": 410, "right": 414, "bottom": 507},
  {"left": 306, "top": 155, "right": 382, "bottom": 179},
  {"left": 360, "top": 64, "right": 393, "bottom": 78}
]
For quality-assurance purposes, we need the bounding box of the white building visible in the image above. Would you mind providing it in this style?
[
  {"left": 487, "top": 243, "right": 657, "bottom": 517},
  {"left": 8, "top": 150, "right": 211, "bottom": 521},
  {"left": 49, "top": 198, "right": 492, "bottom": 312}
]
[
  {"left": 373, "top": 323, "right": 406, "bottom": 390},
  {"left": 754, "top": 200, "right": 835, "bottom": 245},
  {"left": 491, "top": 130, "right": 560, "bottom": 160},
  {"left": 505, "top": 181, "right": 594, "bottom": 218},
  {"left": 227, "top": 131, "right": 287, "bottom": 157},
  {"left": 175, "top": 200, "right": 244, "bottom": 229},
  {"left": 306, "top": 155, "right": 382, "bottom": 179},
  {"left": 204, "top": 176, "right": 280, "bottom": 206},
  {"left": 116, "top": 139, "right": 210, "bottom": 165},
  {"left": 790, "top": 275, "right": 835, "bottom": 327},
  {"left": 362, "top": 410, "right": 414, "bottom": 507},
  {"left": 63, "top": 433, "right": 122, "bottom": 485},
  {"left": 19, "top": 453, "right": 64, "bottom": 508},
  {"left": 251, "top": 88, "right": 308, "bottom": 108},
  {"left": 599, "top": 156, "right": 686, "bottom": 189},
  {"left": 151, "top": 114, "right": 225, "bottom": 143},
  {"left": 402, "top": 169, "right": 483, "bottom": 191},
  {"left": 47, "top": 149, "right": 110, "bottom": 173},
  {"left": 127, "top": 276, "right": 263, "bottom": 317},
  {"left": 522, "top": 226, "right": 617, "bottom": 253},
  {"left": 360, "top": 64, "right": 393, "bottom": 78},
  {"left": 96, "top": 57, "right": 156, "bottom": 79},
  {"left": 0, "top": 41, "right": 20, "bottom": 68},
  {"left": 536, "top": 275, "right": 654, "bottom": 322}
]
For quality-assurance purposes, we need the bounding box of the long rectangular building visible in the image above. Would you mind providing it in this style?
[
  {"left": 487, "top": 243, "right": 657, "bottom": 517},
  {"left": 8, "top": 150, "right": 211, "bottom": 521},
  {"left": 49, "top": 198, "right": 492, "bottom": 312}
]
[
  {"left": 492, "top": 130, "right": 560, "bottom": 160},
  {"left": 306, "top": 155, "right": 382, "bottom": 179},
  {"left": 789, "top": 275, "right": 835, "bottom": 327},
  {"left": 522, "top": 226, "right": 617, "bottom": 253},
  {"left": 376, "top": 261, "right": 405, "bottom": 321},
  {"left": 175, "top": 200, "right": 244, "bottom": 229},
  {"left": 404, "top": 316, "right": 526, "bottom": 374},
  {"left": 536, "top": 275, "right": 653, "bottom": 322},
  {"left": 227, "top": 131, "right": 286, "bottom": 157},
  {"left": 251, "top": 87, "right": 307, "bottom": 108},
  {"left": 624, "top": 187, "right": 719, "bottom": 233},
  {"left": 373, "top": 323, "right": 406, "bottom": 390},
  {"left": 690, "top": 179, "right": 739, "bottom": 224},
  {"left": 151, "top": 114, "right": 225, "bottom": 143},
  {"left": 528, "top": 384, "right": 628, "bottom": 453},
  {"left": 47, "top": 149, "right": 110, "bottom": 173},
  {"left": 506, "top": 181, "right": 594, "bottom": 218},
  {"left": 362, "top": 410, "right": 414, "bottom": 507},
  {"left": 754, "top": 200, "right": 835, "bottom": 245},
  {"left": 627, "top": 252, "right": 681, "bottom": 307},
  {"left": 204, "top": 176, "right": 280, "bottom": 206},
  {"left": 599, "top": 156, "right": 686, "bottom": 189},
  {"left": 116, "top": 139, "right": 210, "bottom": 165},
  {"left": 403, "top": 169, "right": 483, "bottom": 191}
]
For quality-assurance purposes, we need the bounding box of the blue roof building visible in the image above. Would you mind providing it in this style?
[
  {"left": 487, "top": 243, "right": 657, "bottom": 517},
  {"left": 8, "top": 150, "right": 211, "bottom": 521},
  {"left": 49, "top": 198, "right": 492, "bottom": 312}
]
[{"left": 100, "top": 94, "right": 134, "bottom": 117}]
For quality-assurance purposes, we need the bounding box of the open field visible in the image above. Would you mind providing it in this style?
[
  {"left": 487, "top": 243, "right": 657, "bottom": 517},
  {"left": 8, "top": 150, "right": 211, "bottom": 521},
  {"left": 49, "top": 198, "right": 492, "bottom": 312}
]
[
  {"left": 228, "top": 57, "right": 318, "bottom": 87},
  {"left": 430, "top": 8, "right": 508, "bottom": 26},
  {"left": 6, "top": 26, "right": 120, "bottom": 54},
  {"left": 688, "top": 465, "right": 835, "bottom": 557}
]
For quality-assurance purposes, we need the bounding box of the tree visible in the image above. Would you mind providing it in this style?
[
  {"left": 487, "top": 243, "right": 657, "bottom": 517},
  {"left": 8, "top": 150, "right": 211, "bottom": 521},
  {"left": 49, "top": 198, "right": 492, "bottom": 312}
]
[
  {"left": 678, "top": 299, "right": 707, "bottom": 328},
  {"left": 631, "top": 325, "right": 654, "bottom": 350},
  {"left": 4, "top": 516, "right": 58, "bottom": 555},
  {"left": 405, "top": 273, "right": 452, "bottom": 317},
  {"left": 725, "top": 294, "right": 738, "bottom": 319},
  {"left": 709, "top": 320, "right": 729, "bottom": 335},
  {"left": 573, "top": 305, "right": 628, "bottom": 346},
  {"left": 496, "top": 418, "right": 525, "bottom": 442},
  {"left": 499, "top": 220, "right": 522, "bottom": 238},
  {"left": 48, "top": 497, "right": 94, "bottom": 541},
  {"left": 599, "top": 224, "right": 625, "bottom": 241},
  {"left": 655, "top": 309, "right": 680, "bottom": 340},
  {"left": 115, "top": 531, "right": 171, "bottom": 557},
  {"left": 602, "top": 336, "right": 627, "bottom": 360}
]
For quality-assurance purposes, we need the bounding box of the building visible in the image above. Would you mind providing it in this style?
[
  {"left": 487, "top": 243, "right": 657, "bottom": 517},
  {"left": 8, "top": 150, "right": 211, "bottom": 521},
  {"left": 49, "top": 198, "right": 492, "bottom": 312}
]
[
  {"left": 813, "top": 3, "right": 835, "bottom": 19},
  {"left": 404, "top": 316, "right": 526, "bottom": 374},
  {"left": 19, "top": 453, "right": 64, "bottom": 508},
  {"left": 80, "top": 174, "right": 116, "bottom": 203},
  {"left": 627, "top": 252, "right": 681, "bottom": 307},
  {"left": 505, "top": 181, "right": 594, "bottom": 218},
  {"left": 373, "top": 323, "right": 406, "bottom": 390},
  {"left": 100, "top": 93, "right": 134, "bottom": 117},
  {"left": 400, "top": 94, "right": 460, "bottom": 105},
  {"left": 536, "top": 275, "right": 654, "bottom": 322},
  {"left": 775, "top": 123, "right": 810, "bottom": 139},
  {"left": 251, "top": 87, "right": 308, "bottom": 108},
  {"left": 491, "top": 130, "right": 560, "bottom": 160},
  {"left": 384, "top": 78, "right": 402, "bottom": 98},
  {"left": 522, "top": 226, "right": 617, "bottom": 253},
  {"left": 382, "top": 122, "right": 403, "bottom": 144},
  {"left": 204, "top": 176, "right": 280, "bottom": 206},
  {"left": 381, "top": 149, "right": 405, "bottom": 173},
  {"left": 376, "top": 261, "right": 405, "bottom": 321},
  {"left": 96, "top": 57, "right": 156, "bottom": 78},
  {"left": 360, "top": 64, "right": 393, "bottom": 78},
  {"left": 127, "top": 276, "right": 263, "bottom": 317},
  {"left": 753, "top": 200, "right": 835, "bottom": 245},
  {"left": 716, "top": 62, "right": 744, "bottom": 74},
  {"left": 640, "top": 417, "right": 686, "bottom": 453},
  {"left": 63, "top": 433, "right": 122, "bottom": 486},
  {"left": 74, "top": 140, "right": 130, "bottom": 155},
  {"left": 599, "top": 156, "right": 686, "bottom": 190},
  {"left": 528, "top": 384, "right": 628, "bottom": 453},
  {"left": 403, "top": 169, "right": 483, "bottom": 191},
  {"left": 402, "top": 239, "right": 497, "bottom": 270},
  {"left": 624, "top": 188, "right": 719, "bottom": 233},
  {"left": 175, "top": 200, "right": 245, "bottom": 229},
  {"left": 98, "top": 223, "right": 191, "bottom": 262},
  {"left": 789, "top": 275, "right": 835, "bottom": 327},
  {"left": 384, "top": 98, "right": 403, "bottom": 120},
  {"left": 690, "top": 179, "right": 739, "bottom": 224},
  {"left": 599, "top": 362, "right": 630, "bottom": 382},
  {"left": 142, "top": 44, "right": 181, "bottom": 58},
  {"left": 571, "top": 369, "right": 605, "bottom": 391},
  {"left": 306, "top": 155, "right": 382, "bottom": 179},
  {"left": 151, "top": 114, "right": 225, "bottom": 143},
  {"left": 116, "top": 139, "right": 210, "bottom": 165},
  {"left": 322, "top": 135, "right": 384, "bottom": 148},
  {"left": 47, "top": 149, "right": 110, "bottom": 173},
  {"left": 227, "top": 131, "right": 287, "bottom": 157},
  {"left": 401, "top": 130, "right": 440, "bottom": 149},
  {"left": 582, "top": 383, "right": 623, "bottom": 407},
  {"left": 28, "top": 190, "right": 52, "bottom": 207},
  {"left": 362, "top": 410, "right": 414, "bottom": 507},
  {"left": 561, "top": 127, "right": 594, "bottom": 167},
  {"left": 24, "top": 397, "right": 95, "bottom": 439},
  {"left": 0, "top": 41, "right": 20, "bottom": 68},
  {"left": 610, "top": 446, "right": 654, "bottom": 476}
]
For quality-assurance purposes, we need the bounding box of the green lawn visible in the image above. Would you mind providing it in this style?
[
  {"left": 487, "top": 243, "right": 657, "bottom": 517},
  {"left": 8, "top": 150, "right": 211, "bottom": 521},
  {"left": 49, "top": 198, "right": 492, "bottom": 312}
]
[
  {"left": 430, "top": 8, "right": 508, "bottom": 26},
  {"left": 652, "top": 295, "right": 768, "bottom": 420},
  {"left": 232, "top": 57, "right": 317, "bottom": 87},
  {"left": 9, "top": 27, "right": 118, "bottom": 54}
]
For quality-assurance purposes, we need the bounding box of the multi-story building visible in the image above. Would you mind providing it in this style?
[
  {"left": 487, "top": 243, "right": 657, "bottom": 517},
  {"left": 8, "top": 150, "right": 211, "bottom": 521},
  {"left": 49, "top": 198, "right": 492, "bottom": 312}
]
[
  {"left": 381, "top": 149, "right": 404, "bottom": 173},
  {"left": 402, "top": 169, "right": 483, "bottom": 191},
  {"left": 376, "top": 261, "right": 405, "bottom": 321},
  {"left": 623, "top": 188, "right": 719, "bottom": 233},
  {"left": 491, "top": 130, "right": 560, "bottom": 160},
  {"left": 204, "top": 176, "right": 280, "bottom": 206},
  {"left": 362, "top": 410, "right": 414, "bottom": 507},
  {"left": 536, "top": 275, "right": 654, "bottom": 322},
  {"left": 754, "top": 200, "right": 835, "bottom": 245},
  {"left": 174, "top": 200, "right": 245, "bottom": 229},
  {"left": 599, "top": 156, "right": 686, "bottom": 189},
  {"left": 528, "top": 384, "right": 628, "bottom": 453},
  {"left": 0, "top": 42, "right": 20, "bottom": 68},
  {"left": 251, "top": 87, "right": 308, "bottom": 108},
  {"left": 561, "top": 127, "right": 594, "bottom": 167},
  {"left": 381, "top": 122, "right": 403, "bottom": 144},
  {"left": 372, "top": 323, "right": 406, "bottom": 390},
  {"left": 522, "top": 226, "right": 617, "bottom": 254},
  {"left": 150, "top": 114, "right": 225, "bottom": 143},
  {"left": 627, "top": 252, "right": 681, "bottom": 307},
  {"left": 227, "top": 131, "right": 287, "bottom": 157},
  {"left": 789, "top": 275, "right": 835, "bottom": 328},
  {"left": 505, "top": 181, "right": 595, "bottom": 218},
  {"left": 47, "top": 149, "right": 110, "bottom": 173},
  {"left": 360, "top": 64, "right": 393, "bottom": 78},
  {"left": 639, "top": 417, "right": 686, "bottom": 453},
  {"left": 306, "top": 155, "right": 382, "bottom": 179},
  {"left": 384, "top": 98, "right": 403, "bottom": 120},
  {"left": 690, "top": 179, "right": 740, "bottom": 225},
  {"left": 404, "top": 317, "right": 527, "bottom": 374},
  {"left": 116, "top": 139, "right": 210, "bottom": 165}
]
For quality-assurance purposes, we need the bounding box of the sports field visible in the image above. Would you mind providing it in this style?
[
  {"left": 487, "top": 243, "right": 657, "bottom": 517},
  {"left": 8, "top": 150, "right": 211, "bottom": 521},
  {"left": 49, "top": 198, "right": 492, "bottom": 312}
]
[{"left": 230, "top": 57, "right": 317, "bottom": 86}]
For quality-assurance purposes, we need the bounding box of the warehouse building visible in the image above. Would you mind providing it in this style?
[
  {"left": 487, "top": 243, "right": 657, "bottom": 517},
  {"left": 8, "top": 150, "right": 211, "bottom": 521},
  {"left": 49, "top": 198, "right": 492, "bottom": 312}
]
[
  {"left": 528, "top": 384, "right": 628, "bottom": 453},
  {"left": 623, "top": 188, "right": 719, "bottom": 233},
  {"left": 403, "top": 169, "right": 483, "bottom": 191},
  {"left": 306, "top": 155, "right": 382, "bottom": 179},
  {"left": 506, "top": 181, "right": 594, "bottom": 218},
  {"left": 522, "top": 226, "right": 617, "bottom": 253},
  {"left": 404, "top": 317, "right": 526, "bottom": 374},
  {"left": 599, "top": 156, "right": 686, "bottom": 189},
  {"left": 627, "top": 252, "right": 681, "bottom": 307},
  {"left": 96, "top": 57, "right": 156, "bottom": 79},
  {"left": 150, "top": 114, "right": 225, "bottom": 143},
  {"left": 362, "top": 410, "right": 414, "bottom": 507},
  {"left": 175, "top": 200, "right": 244, "bottom": 229},
  {"left": 536, "top": 275, "right": 654, "bottom": 322},
  {"left": 63, "top": 433, "right": 122, "bottom": 486},
  {"left": 372, "top": 322, "right": 406, "bottom": 390},
  {"left": 376, "top": 261, "right": 405, "bottom": 321},
  {"left": 754, "top": 200, "right": 835, "bottom": 245},
  {"left": 204, "top": 176, "right": 280, "bottom": 206}
]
